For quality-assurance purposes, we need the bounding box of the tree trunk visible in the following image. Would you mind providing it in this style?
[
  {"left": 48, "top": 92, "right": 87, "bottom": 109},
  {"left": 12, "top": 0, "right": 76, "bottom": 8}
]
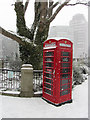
[
  {"left": 35, "top": 22, "right": 50, "bottom": 45},
  {"left": 15, "top": 2, "right": 33, "bottom": 41},
  {"left": 14, "top": 1, "right": 53, "bottom": 69}
]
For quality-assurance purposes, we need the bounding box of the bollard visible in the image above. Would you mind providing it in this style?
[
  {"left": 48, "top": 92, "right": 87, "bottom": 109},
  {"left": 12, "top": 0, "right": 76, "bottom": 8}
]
[{"left": 20, "top": 64, "right": 34, "bottom": 97}]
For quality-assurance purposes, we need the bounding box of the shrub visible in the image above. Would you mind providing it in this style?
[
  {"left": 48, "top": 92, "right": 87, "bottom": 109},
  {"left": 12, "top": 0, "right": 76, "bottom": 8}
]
[{"left": 72, "top": 60, "right": 88, "bottom": 87}]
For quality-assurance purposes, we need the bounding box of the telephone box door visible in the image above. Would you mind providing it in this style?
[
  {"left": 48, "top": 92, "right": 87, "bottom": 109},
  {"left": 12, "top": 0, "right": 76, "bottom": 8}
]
[
  {"left": 43, "top": 49, "right": 56, "bottom": 103},
  {"left": 57, "top": 40, "right": 73, "bottom": 103}
]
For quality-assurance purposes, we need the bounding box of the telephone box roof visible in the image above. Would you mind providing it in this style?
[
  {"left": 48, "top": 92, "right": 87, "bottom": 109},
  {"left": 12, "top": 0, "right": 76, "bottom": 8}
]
[{"left": 46, "top": 37, "right": 71, "bottom": 41}]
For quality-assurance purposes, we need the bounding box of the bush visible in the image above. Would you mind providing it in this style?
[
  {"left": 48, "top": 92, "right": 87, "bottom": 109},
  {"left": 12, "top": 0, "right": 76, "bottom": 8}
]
[{"left": 72, "top": 61, "right": 88, "bottom": 86}]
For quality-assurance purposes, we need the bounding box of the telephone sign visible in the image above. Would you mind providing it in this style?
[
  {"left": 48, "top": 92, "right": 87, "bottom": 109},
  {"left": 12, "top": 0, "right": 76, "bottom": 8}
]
[{"left": 42, "top": 38, "right": 73, "bottom": 106}]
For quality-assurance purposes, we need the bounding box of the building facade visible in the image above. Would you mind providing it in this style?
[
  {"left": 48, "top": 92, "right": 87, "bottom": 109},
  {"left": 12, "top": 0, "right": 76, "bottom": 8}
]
[
  {"left": 48, "top": 14, "right": 88, "bottom": 59},
  {"left": 69, "top": 14, "right": 88, "bottom": 59},
  {"left": 0, "top": 34, "right": 19, "bottom": 61},
  {"left": 48, "top": 26, "right": 73, "bottom": 41}
]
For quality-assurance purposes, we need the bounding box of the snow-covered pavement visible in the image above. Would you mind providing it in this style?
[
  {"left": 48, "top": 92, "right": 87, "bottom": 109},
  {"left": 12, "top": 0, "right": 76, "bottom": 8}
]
[{"left": 0, "top": 80, "right": 88, "bottom": 118}]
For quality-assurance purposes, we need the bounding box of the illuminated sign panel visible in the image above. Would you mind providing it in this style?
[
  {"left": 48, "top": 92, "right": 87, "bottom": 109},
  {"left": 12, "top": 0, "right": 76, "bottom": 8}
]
[
  {"left": 45, "top": 42, "right": 56, "bottom": 47},
  {"left": 59, "top": 43, "right": 71, "bottom": 47}
]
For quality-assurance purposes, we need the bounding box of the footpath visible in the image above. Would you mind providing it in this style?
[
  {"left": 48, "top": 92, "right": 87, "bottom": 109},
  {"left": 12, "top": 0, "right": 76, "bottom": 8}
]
[{"left": 0, "top": 78, "right": 88, "bottom": 118}]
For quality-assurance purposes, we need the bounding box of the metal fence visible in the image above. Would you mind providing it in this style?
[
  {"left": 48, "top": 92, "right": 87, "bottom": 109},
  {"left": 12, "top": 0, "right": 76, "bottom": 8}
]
[
  {"left": 0, "top": 68, "right": 21, "bottom": 91},
  {"left": 33, "top": 70, "right": 43, "bottom": 92},
  {"left": 0, "top": 68, "right": 43, "bottom": 92}
]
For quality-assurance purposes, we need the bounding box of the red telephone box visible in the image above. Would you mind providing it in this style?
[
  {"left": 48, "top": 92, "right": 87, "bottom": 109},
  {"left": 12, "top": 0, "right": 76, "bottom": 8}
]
[{"left": 42, "top": 38, "right": 73, "bottom": 106}]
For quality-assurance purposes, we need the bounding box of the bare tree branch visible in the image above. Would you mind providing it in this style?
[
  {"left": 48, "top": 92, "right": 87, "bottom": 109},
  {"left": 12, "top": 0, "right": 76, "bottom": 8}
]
[
  {"left": 24, "top": 0, "right": 30, "bottom": 14},
  {"left": 48, "top": 0, "right": 71, "bottom": 23},
  {"left": 48, "top": 0, "right": 53, "bottom": 18},
  {"left": 48, "top": 2, "right": 59, "bottom": 11},
  {"left": 66, "top": 2, "right": 89, "bottom": 6},
  {"left": 0, "top": 27, "right": 25, "bottom": 45}
]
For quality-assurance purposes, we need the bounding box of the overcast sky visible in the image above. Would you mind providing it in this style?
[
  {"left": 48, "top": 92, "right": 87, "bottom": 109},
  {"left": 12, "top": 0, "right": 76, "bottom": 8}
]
[{"left": 0, "top": 0, "right": 88, "bottom": 32}]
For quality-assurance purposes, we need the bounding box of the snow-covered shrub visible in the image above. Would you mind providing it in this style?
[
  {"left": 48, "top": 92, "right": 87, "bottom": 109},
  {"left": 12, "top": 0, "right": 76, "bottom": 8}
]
[
  {"left": 73, "top": 65, "right": 83, "bottom": 86},
  {"left": 72, "top": 61, "right": 88, "bottom": 86},
  {"left": 79, "top": 64, "right": 88, "bottom": 74}
]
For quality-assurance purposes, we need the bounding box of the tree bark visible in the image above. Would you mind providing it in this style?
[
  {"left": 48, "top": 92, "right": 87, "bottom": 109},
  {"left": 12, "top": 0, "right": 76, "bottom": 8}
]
[
  {"left": 24, "top": 0, "right": 30, "bottom": 13},
  {"left": 15, "top": 2, "right": 33, "bottom": 41},
  {"left": 34, "top": 1, "right": 52, "bottom": 45}
]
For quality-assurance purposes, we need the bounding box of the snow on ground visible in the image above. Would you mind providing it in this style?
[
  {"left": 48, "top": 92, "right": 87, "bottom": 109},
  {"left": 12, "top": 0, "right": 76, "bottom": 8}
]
[{"left": 0, "top": 80, "right": 88, "bottom": 118}]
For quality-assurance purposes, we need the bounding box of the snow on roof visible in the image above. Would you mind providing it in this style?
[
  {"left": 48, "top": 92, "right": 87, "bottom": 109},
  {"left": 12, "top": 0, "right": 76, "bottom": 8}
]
[{"left": 46, "top": 37, "right": 71, "bottom": 41}]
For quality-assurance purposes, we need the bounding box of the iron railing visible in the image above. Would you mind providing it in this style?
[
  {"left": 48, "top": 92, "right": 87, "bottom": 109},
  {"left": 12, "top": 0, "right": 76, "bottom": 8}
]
[
  {"left": 33, "top": 70, "right": 43, "bottom": 92},
  {"left": 0, "top": 69, "right": 43, "bottom": 92},
  {"left": 0, "top": 68, "right": 21, "bottom": 91}
]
